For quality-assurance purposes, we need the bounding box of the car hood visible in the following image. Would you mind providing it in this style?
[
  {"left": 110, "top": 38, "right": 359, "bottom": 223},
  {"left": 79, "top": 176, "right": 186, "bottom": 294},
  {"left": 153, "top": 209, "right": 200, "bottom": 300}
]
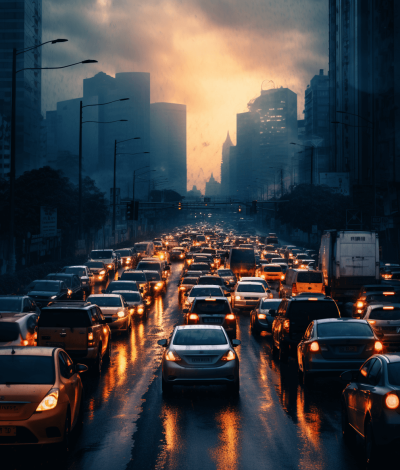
[{"left": 0, "top": 384, "right": 55, "bottom": 421}]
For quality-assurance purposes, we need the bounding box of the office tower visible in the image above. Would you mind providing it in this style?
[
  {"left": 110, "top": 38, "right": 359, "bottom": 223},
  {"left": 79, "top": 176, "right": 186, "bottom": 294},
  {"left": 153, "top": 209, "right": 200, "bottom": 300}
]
[
  {"left": 150, "top": 102, "right": 187, "bottom": 197},
  {"left": 220, "top": 132, "right": 233, "bottom": 198},
  {"left": 205, "top": 173, "right": 220, "bottom": 198},
  {"left": 0, "top": 0, "right": 43, "bottom": 175}
]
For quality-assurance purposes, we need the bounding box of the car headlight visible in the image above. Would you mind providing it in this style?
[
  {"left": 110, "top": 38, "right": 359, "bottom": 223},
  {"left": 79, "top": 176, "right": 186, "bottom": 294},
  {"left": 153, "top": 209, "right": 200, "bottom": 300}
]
[
  {"left": 165, "top": 350, "right": 181, "bottom": 361},
  {"left": 235, "top": 295, "right": 241, "bottom": 301},
  {"left": 108, "top": 264, "right": 113, "bottom": 269},
  {"left": 156, "top": 282, "right": 163, "bottom": 287},
  {"left": 221, "top": 350, "right": 235, "bottom": 362},
  {"left": 117, "top": 311, "right": 125, "bottom": 318},
  {"left": 68, "top": 290, "right": 72, "bottom": 296},
  {"left": 127, "top": 258, "right": 131, "bottom": 262},
  {"left": 36, "top": 389, "right": 59, "bottom": 412},
  {"left": 130, "top": 308, "right": 135, "bottom": 314},
  {"left": 258, "top": 313, "right": 267, "bottom": 320},
  {"left": 137, "top": 307, "right": 144, "bottom": 314},
  {"left": 100, "top": 270, "right": 106, "bottom": 275},
  {"left": 51, "top": 295, "right": 57, "bottom": 299}
]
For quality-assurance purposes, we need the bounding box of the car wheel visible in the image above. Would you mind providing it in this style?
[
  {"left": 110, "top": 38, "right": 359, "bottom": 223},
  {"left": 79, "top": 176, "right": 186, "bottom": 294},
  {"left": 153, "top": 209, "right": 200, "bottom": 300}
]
[
  {"left": 278, "top": 343, "right": 288, "bottom": 363},
  {"left": 93, "top": 347, "right": 102, "bottom": 376},
  {"left": 59, "top": 410, "right": 71, "bottom": 457},
  {"left": 341, "top": 401, "right": 355, "bottom": 446},
  {"left": 162, "top": 376, "right": 173, "bottom": 395},
  {"left": 104, "top": 339, "right": 111, "bottom": 363},
  {"left": 365, "top": 419, "right": 378, "bottom": 469},
  {"left": 227, "top": 377, "right": 240, "bottom": 396}
]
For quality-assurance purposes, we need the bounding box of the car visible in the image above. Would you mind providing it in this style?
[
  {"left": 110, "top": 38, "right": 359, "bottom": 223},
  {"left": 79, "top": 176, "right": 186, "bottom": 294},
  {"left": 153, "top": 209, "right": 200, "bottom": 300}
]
[
  {"left": 84, "top": 260, "right": 108, "bottom": 283},
  {"left": 170, "top": 247, "right": 186, "bottom": 261},
  {"left": 60, "top": 266, "right": 93, "bottom": 294},
  {"left": 297, "top": 318, "right": 382, "bottom": 386},
  {"left": 158, "top": 325, "right": 241, "bottom": 394},
  {"left": 119, "top": 271, "right": 150, "bottom": 297},
  {"left": 111, "top": 290, "right": 146, "bottom": 318},
  {"left": 137, "top": 259, "right": 170, "bottom": 280},
  {"left": 0, "top": 346, "right": 88, "bottom": 450},
  {"left": 184, "top": 262, "right": 212, "bottom": 275},
  {"left": 240, "top": 276, "right": 271, "bottom": 292},
  {"left": 143, "top": 270, "right": 166, "bottom": 295},
  {"left": 197, "top": 275, "right": 232, "bottom": 295},
  {"left": 0, "top": 295, "right": 39, "bottom": 315},
  {"left": 341, "top": 353, "right": 400, "bottom": 467},
  {"left": 88, "top": 249, "right": 118, "bottom": 272},
  {"left": 46, "top": 273, "right": 84, "bottom": 300},
  {"left": 280, "top": 269, "right": 325, "bottom": 298},
  {"left": 183, "top": 285, "right": 228, "bottom": 308},
  {"left": 114, "top": 248, "right": 136, "bottom": 267},
  {"left": 232, "top": 281, "right": 271, "bottom": 311},
  {"left": 184, "top": 297, "right": 237, "bottom": 338},
  {"left": 217, "top": 269, "right": 237, "bottom": 288},
  {"left": 0, "top": 312, "right": 39, "bottom": 346},
  {"left": 250, "top": 298, "right": 282, "bottom": 334},
  {"left": 272, "top": 296, "right": 341, "bottom": 362},
  {"left": 292, "top": 253, "right": 310, "bottom": 266},
  {"left": 87, "top": 294, "right": 131, "bottom": 333},
  {"left": 134, "top": 241, "right": 154, "bottom": 259},
  {"left": 257, "top": 264, "right": 285, "bottom": 283},
  {"left": 352, "top": 290, "right": 400, "bottom": 318},
  {"left": 36, "top": 301, "right": 112, "bottom": 375},
  {"left": 27, "top": 280, "right": 70, "bottom": 307},
  {"left": 363, "top": 304, "right": 400, "bottom": 352},
  {"left": 104, "top": 280, "right": 140, "bottom": 295}
]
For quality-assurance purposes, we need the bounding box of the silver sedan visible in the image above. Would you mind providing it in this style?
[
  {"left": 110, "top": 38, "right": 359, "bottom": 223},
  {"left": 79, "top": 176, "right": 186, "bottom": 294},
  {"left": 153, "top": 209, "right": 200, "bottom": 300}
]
[{"left": 158, "top": 325, "right": 241, "bottom": 394}]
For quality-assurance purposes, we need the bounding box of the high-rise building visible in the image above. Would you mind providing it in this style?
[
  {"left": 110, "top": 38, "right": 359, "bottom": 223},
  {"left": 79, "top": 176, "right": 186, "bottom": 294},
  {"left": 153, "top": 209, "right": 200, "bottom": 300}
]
[
  {"left": 205, "top": 173, "right": 220, "bottom": 198},
  {"left": 150, "top": 102, "right": 187, "bottom": 197},
  {"left": 228, "top": 145, "right": 237, "bottom": 199},
  {"left": 0, "top": 0, "right": 43, "bottom": 175},
  {"left": 220, "top": 132, "right": 233, "bottom": 198}
]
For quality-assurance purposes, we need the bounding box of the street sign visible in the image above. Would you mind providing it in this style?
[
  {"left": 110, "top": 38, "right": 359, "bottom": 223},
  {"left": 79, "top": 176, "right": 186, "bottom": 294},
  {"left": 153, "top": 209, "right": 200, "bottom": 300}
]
[
  {"left": 312, "top": 225, "right": 318, "bottom": 234},
  {"left": 40, "top": 207, "right": 57, "bottom": 237}
]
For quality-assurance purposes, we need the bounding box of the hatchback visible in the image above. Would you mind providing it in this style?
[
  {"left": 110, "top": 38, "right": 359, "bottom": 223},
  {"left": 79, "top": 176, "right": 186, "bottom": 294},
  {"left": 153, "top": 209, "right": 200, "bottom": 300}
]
[
  {"left": 363, "top": 304, "right": 400, "bottom": 352},
  {"left": 158, "top": 325, "right": 241, "bottom": 394}
]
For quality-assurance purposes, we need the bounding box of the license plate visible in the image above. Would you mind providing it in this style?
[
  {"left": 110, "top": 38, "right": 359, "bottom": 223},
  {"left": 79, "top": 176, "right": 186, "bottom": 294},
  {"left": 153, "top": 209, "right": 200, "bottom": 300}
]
[
  {"left": 246, "top": 301, "right": 255, "bottom": 305},
  {"left": 339, "top": 346, "right": 358, "bottom": 353},
  {"left": 204, "top": 317, "right": 220, "bottom": 323},
  {"left": 0, "top": 426, "right": 16, "bottom": 436},
  {"left": 191, "top": 357, "right": 210, "bottom": 363},
  {"left": 0, "top": 405, "right": 19, "bottom": 412},
  {"left": 46, "top": 342, "right": 65, "bottom": 348}
]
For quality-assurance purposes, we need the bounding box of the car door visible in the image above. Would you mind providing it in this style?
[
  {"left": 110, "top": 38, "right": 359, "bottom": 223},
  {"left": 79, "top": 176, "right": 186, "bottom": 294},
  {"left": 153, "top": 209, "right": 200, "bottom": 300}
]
[
  {"left": 298, "top": 322, "right": 313, "bottom": 370},
  {"left": 90, "top": 307, "right": 103, "bottom": 355},
  {"left": 58, "top": 351, "right": 80, "bottom": 423},
  {"left": 96, "top": 306, "right": 108, "bottom": 356}
]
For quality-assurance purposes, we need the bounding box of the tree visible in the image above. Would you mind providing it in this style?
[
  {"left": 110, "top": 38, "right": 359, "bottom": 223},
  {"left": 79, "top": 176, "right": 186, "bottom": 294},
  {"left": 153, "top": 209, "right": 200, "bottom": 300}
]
[{"left": 277, "top": 184, "right": 350, "bottom": 233}]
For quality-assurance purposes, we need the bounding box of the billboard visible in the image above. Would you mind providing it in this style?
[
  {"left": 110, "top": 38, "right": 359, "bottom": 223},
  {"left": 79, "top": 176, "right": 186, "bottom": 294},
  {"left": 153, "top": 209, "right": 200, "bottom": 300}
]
[
  {"left": 319, "top": 172, "right": 350, "bottom": 195},
  {"left": 40, "top": 207, "right": 57, "bottom": 237}
]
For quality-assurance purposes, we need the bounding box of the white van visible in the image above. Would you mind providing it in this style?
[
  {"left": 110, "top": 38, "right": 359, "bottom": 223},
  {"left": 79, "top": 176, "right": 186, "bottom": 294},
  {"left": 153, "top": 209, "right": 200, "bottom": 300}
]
[
  {"left": 134, "top": 241, "right": 154, "bottom": 259},
  {"left": 280, "top": 269, "right": 324, "bottom": 298}
]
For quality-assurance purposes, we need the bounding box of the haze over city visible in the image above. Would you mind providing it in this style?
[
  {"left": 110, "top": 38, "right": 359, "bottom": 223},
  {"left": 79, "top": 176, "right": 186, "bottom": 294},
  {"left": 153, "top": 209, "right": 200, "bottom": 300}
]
[{"left": 41, "top": 0, "right": 328, "bottom": 192}]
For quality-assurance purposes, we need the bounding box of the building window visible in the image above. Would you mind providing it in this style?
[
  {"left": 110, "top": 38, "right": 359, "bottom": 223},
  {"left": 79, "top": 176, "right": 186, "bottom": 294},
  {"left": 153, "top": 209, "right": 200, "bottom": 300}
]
[{"left": 4, "top": 164, "right": 10, "bottom": 168}]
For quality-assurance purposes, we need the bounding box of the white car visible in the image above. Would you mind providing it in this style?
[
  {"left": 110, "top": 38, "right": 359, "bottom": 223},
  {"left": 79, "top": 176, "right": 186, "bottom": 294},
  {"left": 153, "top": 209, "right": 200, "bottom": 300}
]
[
  {"left": 233, "top": 281, "right": 271, "bottom": 310},
  {"left": 0, "top": 312, "right": 39, "bottom": 346},
  {"left": 184, "top": 285, "right": 226, "bottom": 308}
]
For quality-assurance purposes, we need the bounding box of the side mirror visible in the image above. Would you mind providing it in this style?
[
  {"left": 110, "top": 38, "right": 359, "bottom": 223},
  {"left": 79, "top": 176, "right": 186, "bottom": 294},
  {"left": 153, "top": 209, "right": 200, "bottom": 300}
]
[
  {"left": 101, "top": 289, "right": 106, "bottom": 294},
  {"left": 76, "top": 364, "right": 89, "bottom": 374},
  {"left": 157, "top": 339, "right": 168, "bottom": 347},
  {"left": 340, "top": 370, "right": 356, "bottom": 383},
  {"left": 182, "top": 308, "right": 189, "bottom": 314},
  {"left": 231, "top": 339, "right": 241, "bottom": 347}
]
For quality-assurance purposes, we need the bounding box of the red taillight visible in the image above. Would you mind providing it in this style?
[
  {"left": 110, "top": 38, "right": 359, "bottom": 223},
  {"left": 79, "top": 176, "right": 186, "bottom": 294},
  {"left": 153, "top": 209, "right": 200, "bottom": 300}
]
[
  {"left": 283, "top": 319, "right": 290, "bottom": 332},
  {"left": 189, "top": 313, "right": 199, "bottom": 322},
  {"left": 385, "top": 393, "right": 400, "bottom": 410},
  {"left": 310, "top": 341, "right": 319, "bottom": 352},
  {"left": 374, "top": 341, "right": 383, "bottom": 352},
  {"left": 225, "top": 314, "right": 235, "bottom": 321}
]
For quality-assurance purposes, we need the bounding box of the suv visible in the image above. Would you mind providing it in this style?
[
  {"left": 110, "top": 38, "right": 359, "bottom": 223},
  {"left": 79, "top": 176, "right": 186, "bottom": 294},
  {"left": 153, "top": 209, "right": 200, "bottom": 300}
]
[
  {"left": 280, "top": 269, "right": 324, "bottom": 298},
  {"left": 184, "top": 297, "right": 237, "bottom": 338},
  {"left": 89, "top": 249, "right": 118, "bottom": 272},
  {"left": 37, "top": 301, "right": 112, "bottom": 374},
  {"left": 61, "top": 265, "right": 93, "bottom": 294},
  {"left": 272, "top": 296, "right": 340, "bottom": 362},
  {"left": 119, "top": 271, "right": 150, "bottom": 296}
]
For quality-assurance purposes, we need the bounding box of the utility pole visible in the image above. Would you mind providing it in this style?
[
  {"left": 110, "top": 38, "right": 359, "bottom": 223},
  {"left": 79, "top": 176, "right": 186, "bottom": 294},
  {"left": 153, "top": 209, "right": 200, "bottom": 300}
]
[
  {"left": 280, "top": 169, "right": 284, "bottom": 197},
  {"left": 8, "top": 48, "right": 17, "bottom": 272},
  {"left": 112, "top": 139, "right": 117, "bottom": 235},
  {"left": 78, "top": 100, "right": 83, "bottom": 239}
]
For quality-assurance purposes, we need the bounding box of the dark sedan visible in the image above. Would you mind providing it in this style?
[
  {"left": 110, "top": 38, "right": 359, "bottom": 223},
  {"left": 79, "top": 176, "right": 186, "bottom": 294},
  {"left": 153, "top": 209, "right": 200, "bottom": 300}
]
[
  {"left": 46, "top": 273, "right": 84, "bottom": 300},
  {"left": 250, "top": 298, "right": 281, "bottom": 335},
  {"left": 26, "top": 280, "right": 69, "bottom": 306},
  {"left": 341, "top": 354, "right": 400, "bottom": 468}
]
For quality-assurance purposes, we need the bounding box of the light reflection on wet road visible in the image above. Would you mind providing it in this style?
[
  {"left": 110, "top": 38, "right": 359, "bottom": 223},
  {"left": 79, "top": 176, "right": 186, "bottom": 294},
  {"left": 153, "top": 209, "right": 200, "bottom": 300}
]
[{"left": 4, "top": 262, "right": 364, "bottom": 469}]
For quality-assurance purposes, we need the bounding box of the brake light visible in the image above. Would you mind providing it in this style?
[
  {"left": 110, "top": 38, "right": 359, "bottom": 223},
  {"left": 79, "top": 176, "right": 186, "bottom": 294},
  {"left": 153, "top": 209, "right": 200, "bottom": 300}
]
[
  {"left": 225, "top": 314, "right": 235, "bottom": 321},
  {"left": 283, "top": 319, "right": 290, "bottom": 332},
  {"left": 310, "top": 341, "right": 320, "bottom": 352},
  {"left": 179, "top": 286, "right": 186, "bottom": 290},
  {"left": 165, "top": 350, "right": 181, "bottom": 362},
  {"left": 383, "top": 307, "right": 394, "bottom": 310},
  {"left": 356, "top": 301, "right": 364, "bottom": 308},
  {"left": 368, "top": 320, "right": 376, "bottom": 325},
  {"left": 385, "top": 393, "right": 400, "bottom": 410},
  {"left": 374, "top": 341, "right": 383, "bottom": 352},
  {"left": 281, "top": 274, "right": 285, "bottom": 281},
  {"left": 189, "top": 313, "right": 199, "bottom": 322},
  {"left": 88, "top": 331, "right": 94, "bottom": 341}
]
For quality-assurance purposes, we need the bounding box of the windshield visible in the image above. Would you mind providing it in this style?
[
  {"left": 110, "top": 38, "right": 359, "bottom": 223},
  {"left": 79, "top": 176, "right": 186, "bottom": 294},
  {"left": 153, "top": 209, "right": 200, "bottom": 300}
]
[
  {"left": 173, "top": 329, "right": 227, "bottom": 345},
  {"left": 0, "top": 298, "right": 21, "bottom": 312},
  {"left": 192, "top": 300, "right": 231, "bottom": 315},
  {"left": 29, "top": 281, "right": 60, "bottom": 292},
  {"left": 317, "top": 322, "right": 373, "bottom": 337},
  {"left": 388, "top": 364, "right": 400, "bottom": 386},
  {"left": 86, "top": 261, "right": 105, "bottom": 268},
  {"left": 135, "top": 244, "right": 148, "bottom": 251},
  {"left": 106, "top": 281, "right": 138, "bottom": 292},
  {"left": 237, "top": 284, "right": 265, "bottom": 293},
  {"left": 90, "top": 250, "right": 113, "bottom": 259},
  {"left": 38, "top": 309, "right": 91, "bottom": 327},
  {"left": 121, "top": 272, "right": 147, "bottom": 281},
  {"left": 115, "top": 250, "right": 131, "bottom": 257},
  {"left": 116, "top": 292, "right": 141, "bottom": 302},
  {"left": 218, "top": 270, "right": 234, "bottom": 276},
  {"left": 197, "top": 277, "right": 223, "bottom": 286},
  {"left": 261, "top": 300, "right": 281, "bottom": 310},
  {"left": 87, "top": 296, "right": 122, "bottom": 307},
  {"left": 190, "top": 287, "right": 223, "bottom": 297},
  {"left": 368, "top": 308, "right": 400, "bottom": 320},
  {"left": 288, "top": 301, "right": 340, "bottom": 323},
  {"left": 145, "top": 272, "right": 161, "bottom": 281},
  {"left": 137, "top": 262, "right": 161, "bottom": 271},
  {"left": 47, "top": 275, "right": 72, "bottom": 287},
  {"left": 296, "top": 272, "right": 323, "bottom": 283},
  {"left": 264, "top": 266, "right": 282, "bottom": 273},
  {"left": 182, "top": 279, "right": 197, "bottom": 285},
  {"left": 63, "top": 267, "right": 86, "bottom": 277},
  {"left": 0, "top": 356, "right": 55, "bottom": 385},
  {"left": 230, "top": 249, "right": 255, "bottom": 265}
]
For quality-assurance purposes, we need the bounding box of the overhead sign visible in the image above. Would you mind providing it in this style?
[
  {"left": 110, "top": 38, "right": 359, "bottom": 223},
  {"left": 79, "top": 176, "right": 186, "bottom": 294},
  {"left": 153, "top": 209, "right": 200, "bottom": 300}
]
[{"left": 40, "top": 207, "right": 57, "bottom": 237}]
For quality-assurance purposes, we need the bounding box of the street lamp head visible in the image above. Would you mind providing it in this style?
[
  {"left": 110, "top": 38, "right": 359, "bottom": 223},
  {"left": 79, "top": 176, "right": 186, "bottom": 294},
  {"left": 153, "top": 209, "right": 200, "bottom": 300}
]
[
  {"left": 52, "top": 39, "right": 68, "bottom": 44},
  {"left": 119, "top": 119, "right": 128, "bottom": 122},
  {"left": 81, "top": 60, "right": 98, "bottom": 64},
  {"left": 120, "top": 98, "right": 129, "bottom": 101},
  {"left": 290, "top": 142, "right": 297, "bottom": 145}
]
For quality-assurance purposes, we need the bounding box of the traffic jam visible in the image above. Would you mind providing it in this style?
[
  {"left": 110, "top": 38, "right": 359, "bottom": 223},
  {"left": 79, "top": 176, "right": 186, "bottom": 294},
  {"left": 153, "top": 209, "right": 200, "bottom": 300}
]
[{"left": 1, "top": 225, "right": 400, "bottom": 469}]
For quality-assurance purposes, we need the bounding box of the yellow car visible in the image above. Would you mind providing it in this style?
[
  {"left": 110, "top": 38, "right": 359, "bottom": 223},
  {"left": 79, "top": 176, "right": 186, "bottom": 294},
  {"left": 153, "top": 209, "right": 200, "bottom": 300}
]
[{"left": 0, "top": 346, "right": 87, "bottom": 451}]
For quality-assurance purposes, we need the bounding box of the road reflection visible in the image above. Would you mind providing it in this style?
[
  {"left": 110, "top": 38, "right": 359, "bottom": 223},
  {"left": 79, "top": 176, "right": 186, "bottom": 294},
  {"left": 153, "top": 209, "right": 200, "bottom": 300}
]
[{"left": 210, "top": 406, "right": 241, "bottom": 470}]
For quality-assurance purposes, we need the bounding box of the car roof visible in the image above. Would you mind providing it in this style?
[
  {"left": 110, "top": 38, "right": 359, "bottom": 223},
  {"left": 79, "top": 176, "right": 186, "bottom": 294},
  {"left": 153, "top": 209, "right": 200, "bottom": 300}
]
[
  {"left": 88, "top": 294, "right": 122, "bottom": 298},
  {"left": 0, "top": 346, "right": 55, "bottom": 356},
  {"left": 47, "top": 273, "right": 75, "bottom": 278},
  {"left": 0, "top": 313, "right": 35, "bottom": 322},
  {"left": 383, "top": 353, "right": 400, "bottom": 363},
  {"left": 290, "top": 296, "right": 335, "bottom": 302},
  {"left": 175, "top": 324, "right": 223, "bottom": 330},
  {"left": 111, "top": 290, "right": 141, "bottom": 294},
  {"left": 314, "top": 318, "right": 365, "bottom": 324},
  {"left": 64, "top": 266, "right": 87, "bottom": 269},
  {"left": 191, "top": 285, "right": 223, "bottom": 289}
]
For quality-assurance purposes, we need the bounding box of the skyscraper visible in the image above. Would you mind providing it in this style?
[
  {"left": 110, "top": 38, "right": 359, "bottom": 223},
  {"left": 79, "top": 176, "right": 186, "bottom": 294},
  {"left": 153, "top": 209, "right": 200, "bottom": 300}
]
[
  {"left": 150, "top": 102, "right": 187, "bottom": 197},
  {"left": 220, "top": 132, "right": 233, "bottom": 198},
  {"left": 0, "top": 0, "right": 43, "bottom": 175},
  {"left": 205, "top": 173, "right": 220, "bottom": 198}
]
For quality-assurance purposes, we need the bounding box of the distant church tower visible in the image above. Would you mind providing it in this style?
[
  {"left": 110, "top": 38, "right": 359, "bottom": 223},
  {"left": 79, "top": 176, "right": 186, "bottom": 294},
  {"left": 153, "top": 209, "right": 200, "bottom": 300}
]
[{"left": 220, "top": 131, "right": 233, "bottom": 197}]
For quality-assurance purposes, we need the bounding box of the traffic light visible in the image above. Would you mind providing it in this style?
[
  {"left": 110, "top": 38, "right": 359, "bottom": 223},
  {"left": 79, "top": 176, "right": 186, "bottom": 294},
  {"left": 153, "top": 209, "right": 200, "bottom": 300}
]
[
  {"left": 178, "top": 202, "right": 182, "bottom": 210},
  {"left": 238, "top": 205, "right": 242, "bottom": 213},
  {"left": 134, "top": 201, "right": 139, "bottom": 220},
  {"left": 126, "top": 201, "right": 134, "bottom": 220},
  {"left": 252, "top": 200, "right": 258, "bottom": 214}
]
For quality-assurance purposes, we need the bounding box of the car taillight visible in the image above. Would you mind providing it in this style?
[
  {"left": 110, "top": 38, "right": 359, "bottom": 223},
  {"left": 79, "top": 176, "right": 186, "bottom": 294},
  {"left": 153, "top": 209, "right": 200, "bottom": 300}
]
[
  {"left": 356, "top": 301, "right": 364, "bottom": 308},
  {"left": 165, "top": 350, "right": 181, "bottom": 362},
  {"left": 189, "top": 313, "right": 199, "bottom": 322},
  {"left": 374, "top": 341, "right": 383, "bottom": 352},
  {"left": 225, "top": 314, "right": 235, "bottom": 321},
  {"left": 283, "top": 319, "right": 290, "bottom": 332},
  {"left": 310, "top": 341, "right": 320, "bottom": 352},
  {"left": 385, "top": 393, "right": 400, "bottom": 410},
  {"left": 88, "top": 330, "right": 94, "bottom": 341},
  {"left": 281, "top": 274, "right": 285, "bottom": 281}
]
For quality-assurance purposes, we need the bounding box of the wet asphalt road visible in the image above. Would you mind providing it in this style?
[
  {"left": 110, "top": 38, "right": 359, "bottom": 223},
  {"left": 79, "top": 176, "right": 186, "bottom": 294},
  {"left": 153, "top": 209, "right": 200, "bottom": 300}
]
[{"left": 4, "top": 262, "right": 368, "bottom": 469}]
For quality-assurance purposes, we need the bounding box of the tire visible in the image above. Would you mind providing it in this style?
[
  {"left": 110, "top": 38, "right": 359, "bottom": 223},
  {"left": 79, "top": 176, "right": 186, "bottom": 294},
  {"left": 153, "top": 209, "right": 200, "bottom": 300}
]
[
  {"left": 58, "top": 410, "right": 71, "bottom": 458},
  {"left": 162, "top": 376, "right": 173, "bottom": 395},
  {"left": 93, "top": 347, "right": 102, "bottom": 376},
  {"left": 278, "top": 343, "right": 288, "bottom": 363},
  {"left": 227, "top": 377, "right": 240, "bottom": 396},
  {"left": 104, "top": 339, "right": 111, "bottom": 363},
  {"left": 341, "top": 401, "right": 355, "bottom": 446},
  {"left": 365, "top": 419, "right": 379, "bottom": 469}
]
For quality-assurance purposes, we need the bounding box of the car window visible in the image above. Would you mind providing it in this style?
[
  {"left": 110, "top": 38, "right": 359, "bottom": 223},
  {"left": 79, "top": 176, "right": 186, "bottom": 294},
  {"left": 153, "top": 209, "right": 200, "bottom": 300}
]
[
  {"left": 367, "top": 358, "right": 382, "bottom": 385},
  {"left": 237, "top": 284, "right": 265, "bottom": 293},
  {"left": 317, "top": 322, "right": 373, "bottom": 337},
  {"left": 288, "top": 301, "right": 340, "bottom": 324},
  {"left": 88, "top": 296, "right": 123, "bottom": 307},
  {"left": 260, "top": 300, "right": 281, "bottom": 310},
  {"left": 90, "top": 308, "right": 100, "bottom": 325},
  {"left": 388, "top": 363, "right": 400, "bottom": 386},
  {"left": 38, "top": 309, "right": 91, "bottom": 328},
  {"left": 0, "top": 356, "right": 55, "bottom": 384},
  {"left": 173, "top": 329, "right": 227, "bottom": 345},
  {"left": 191, "top": 287, "right": 223, "bottom": 297},
  {"left": 296, "top": 272, "right": 323, "bottom": 283},
  {"left": 368, "top": 308, "right": 400, "bottom": 320},
  {"left": 192, "top": 299, "right": 231, "bottom": 315},
  {"left": 59, "top": 352, "right": 74, "bottom": 379},
  {"left": 360, "top": 359, "right": 376, "bottom": 381}
]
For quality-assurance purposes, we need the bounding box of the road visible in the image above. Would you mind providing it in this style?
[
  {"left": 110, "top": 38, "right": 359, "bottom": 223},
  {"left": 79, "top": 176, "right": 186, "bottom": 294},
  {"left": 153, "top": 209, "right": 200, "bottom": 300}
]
[{"left": 6, "top": 261, "right": 364, "bottom": 470}]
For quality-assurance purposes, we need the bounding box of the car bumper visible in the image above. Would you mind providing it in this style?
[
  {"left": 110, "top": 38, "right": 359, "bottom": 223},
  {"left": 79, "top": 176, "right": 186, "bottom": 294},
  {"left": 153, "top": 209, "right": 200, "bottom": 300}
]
[
  {"left": 234, "top": 299, "right": 260, "bottom": 309},
  {"left": 162, "top": 360, "right": 238, "bottom": 384},
  {"left": 254, "top": 317, "right": 272, "bottom": 332},
  {"left": 305, "top": 355, "right": 367, "bottom": 374},
  {"left": 0, "top": 402, "right": 69, "bottom": 445}
]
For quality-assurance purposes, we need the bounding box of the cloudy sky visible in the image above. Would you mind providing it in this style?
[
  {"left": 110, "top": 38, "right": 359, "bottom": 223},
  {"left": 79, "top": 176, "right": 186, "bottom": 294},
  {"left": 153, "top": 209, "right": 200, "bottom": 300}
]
[{"left": 42, "top": 0, "right": 328, "bottom": 192}]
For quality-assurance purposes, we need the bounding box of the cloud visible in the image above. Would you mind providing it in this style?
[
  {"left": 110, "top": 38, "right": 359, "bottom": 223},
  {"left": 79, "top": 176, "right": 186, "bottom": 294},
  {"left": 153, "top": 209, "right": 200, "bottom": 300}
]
[{"left": 42, "top": 0, "right": 328, "bottom": 192}]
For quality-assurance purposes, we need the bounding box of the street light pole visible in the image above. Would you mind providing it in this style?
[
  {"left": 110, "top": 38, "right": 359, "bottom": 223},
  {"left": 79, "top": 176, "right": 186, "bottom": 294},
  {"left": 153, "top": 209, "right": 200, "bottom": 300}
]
[
  {"left": 78, "top": 100, "right": 83, "bottom": 239},
  {"left": 113, "top": 139, "right": 117, "bottom": 234}
]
